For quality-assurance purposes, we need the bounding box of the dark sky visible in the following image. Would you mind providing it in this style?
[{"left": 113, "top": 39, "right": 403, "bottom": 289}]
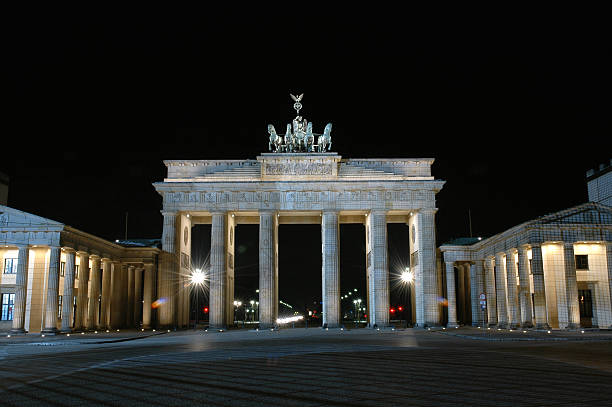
[{"left": 3, "top": 6, "right": 610, "bottom": 310}]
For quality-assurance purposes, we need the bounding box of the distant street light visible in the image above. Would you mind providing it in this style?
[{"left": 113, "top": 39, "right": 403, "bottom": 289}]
[{"left": 401, "top": 269, "right": 414, "bottom": 284}]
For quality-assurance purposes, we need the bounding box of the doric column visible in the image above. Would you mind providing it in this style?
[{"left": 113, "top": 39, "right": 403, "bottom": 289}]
[
  {"left": 530, "top": 244, "right": 549, "bottom": 329},
  {"left": 210, "top": 212, "right": 228, "bottom": 329},
  {"left": 142, "top": 263, "right": 155, "bottom": 328},
  {"left": 10, "top": 245, "right": 29, "bottom": 333},
  {"left": 127, "top": 265, "right": 135, "bottom": 327},
  {"left": 470, "top": 261, "right": 485, "bottom": 326},
  {"left": 505, "top": 250, "right": 520, "bottom": 328},
  {"left": 463, "top": 263, "right": 471, "bottom": 325},
  {"left": 368, "top": 210, "right": 389, "bottom": 327},
  {"left": 413, "top": 209, "right": 439, "bottom": 327},
  {"left": 444, "top": 258, "right": 458, "bottom": 328},
  {"left": 42, "top": 246, "right": 61, "bottom": 334},
  {"left": 160, "top": 211, "right": 177, "bottom": 328},
  {"left": 517, "top": 246, "right": 533, "bottom": 327},
  {"left": 563, "top": 243, "right": 580, "bottom": 329},
  {"left": 87, "top": 255, "right": 101, "bottom": 330},
  {"left": 134, "top": 267, "right": 143, "bottom": 327},
  {"left": 322, "top": 211, "right": 340, "bottom": 328},
  {"left": 75, "top": 252, "right": 89, "bottom": 330},
  {"left": 109, "top": 261, "right": 122, "bottom": 328},
  {"left": 100, "top": 258, "right": 112, "bottom": 329},
  {"left": 259, "top": 211, "right": 278, "bottom": 329},
  {"left": 484, "top": 257, "right": 497, "bottom": 326},
  {"left": 494, "top": 252, "right": 508, "bottom": 328},
  {"left": 61, "top": 249, "right": 76, "bottom": 332}
]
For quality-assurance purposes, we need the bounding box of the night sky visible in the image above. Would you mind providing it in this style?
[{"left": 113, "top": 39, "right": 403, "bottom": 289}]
[{"left": 3, "top": 7, "right": 610, "bottom": 310}]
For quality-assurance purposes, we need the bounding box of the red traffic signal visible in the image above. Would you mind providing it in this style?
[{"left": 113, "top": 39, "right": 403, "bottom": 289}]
[
  {"left": 398, "top": 306, "right": 403, "bottom": 312},
  {"left": 203, "top": 307, "right": 209, "bottom": 313},
  {"left": 389, "top": 308, "right": 396, "bottom": 314}
]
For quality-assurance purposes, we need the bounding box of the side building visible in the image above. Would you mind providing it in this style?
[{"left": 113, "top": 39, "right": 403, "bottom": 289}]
[
  {"left": 439, "top": 202, "right": 612, "bottom": 329},
  {"left": 0, "top": 205, "right": 165, "bottom": 333}
]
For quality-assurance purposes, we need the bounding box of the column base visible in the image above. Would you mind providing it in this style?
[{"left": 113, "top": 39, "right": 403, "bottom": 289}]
[
  {"left": 447, "top": 323, "right": 460, "bottom": 328},
  {"left": 258, "top": 323, "right": 275, "bottom": 330},
  {"left": 520, "top": 321, "right": 534, "bottom": 328},
  {"left": 41, "top": 327, "right": 59, "bottom": 335},
  {"left": 509, "top": 323, "right": 520, "bottom": 329},
  {"left": 9, "top": 328, "right": 26, "bottom": 335},
  {"left": 535, "top": 323, "right": 550, "bottom": 330},
  {"left": 566, "top": 323, "right": 580, "bottom": 330},
  {"left": 60, "top": 328, "right": 73, "bottom": 334}
]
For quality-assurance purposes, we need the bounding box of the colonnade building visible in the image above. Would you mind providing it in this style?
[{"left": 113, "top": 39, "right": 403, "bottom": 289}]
[
  {"left": 439, "top": 202, "right": 612, "bottom": 329},
  {"left": 0, "top": 205, "right": 162, "bottom": 333}
]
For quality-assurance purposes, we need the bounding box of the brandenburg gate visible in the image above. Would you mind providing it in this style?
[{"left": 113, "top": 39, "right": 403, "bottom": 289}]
[{"left": 153, "top": 96, "right": 445, "bottom": 329}]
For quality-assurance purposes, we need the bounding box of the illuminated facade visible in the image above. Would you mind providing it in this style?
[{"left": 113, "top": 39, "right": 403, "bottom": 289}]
[
  {"left": 153, "top": 153, "right": 445, "bottom": 329},
  {"left": 439, "top": 202, "right": 612, "bottom": 329},
  {"left": 0, "top": 205, "right": 161, "bottom": 333}
]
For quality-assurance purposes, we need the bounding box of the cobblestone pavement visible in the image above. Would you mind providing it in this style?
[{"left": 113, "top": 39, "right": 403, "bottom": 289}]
[{"left": 1, "top": 327, "right": 611, "bottom": 406}]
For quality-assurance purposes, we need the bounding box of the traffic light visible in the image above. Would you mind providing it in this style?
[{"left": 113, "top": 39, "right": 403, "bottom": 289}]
[
  {"left": 398, "top": 306, "right": 403, "bottom": 312},
  {"left": 203, "top": 307, "right": 209, "bottom": 313},
  {"left": 390, "top": 307, "right": 396, "bottom": 314}
]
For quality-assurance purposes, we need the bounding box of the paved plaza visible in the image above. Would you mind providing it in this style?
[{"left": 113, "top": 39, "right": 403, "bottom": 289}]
[{"left": 1, "top": 327, "right": 612, "bottom": 406}]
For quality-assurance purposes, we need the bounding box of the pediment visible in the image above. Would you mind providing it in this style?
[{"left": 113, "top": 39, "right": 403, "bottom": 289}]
[
  {"left": 532, "top": 202, "right": 612, "bottom": 226},
  {"left": 0, "top": 205, "right": 64, "bottom": 230}
]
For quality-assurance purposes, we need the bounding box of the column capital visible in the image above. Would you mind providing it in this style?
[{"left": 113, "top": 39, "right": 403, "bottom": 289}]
[
  {"left": 505, "top": 248, "right": 517, "bottom": 255},
  {"left": 161, "top": 210, "right": 178, "bottom": 216},
  {"left": 417, "top": 208, "right": 438, "bottom": 215},
  {"left": 563, "top": 241, "right": 575, "bottom": 249},
  {"left": 76, "top": 250, "right": 89, "bottom": 256},
  {"left": 89, "top": 254, "right": 101, "bottom": 260},
  {"left": 62, "top": 246, "right": 76, "bottom": 253}
]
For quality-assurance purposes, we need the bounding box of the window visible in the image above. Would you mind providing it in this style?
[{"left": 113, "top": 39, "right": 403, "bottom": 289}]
[
  {"left": 3, "top": 258, "right": 17, "bottom": 274},
  {"left": 58, "top": 295, "right": 63, "bottom": 318},
  {"left": 575, "top": 255, "right": 589, "bottom": 270},
  {"left": 60, "top": 262, "right": 65, "bottom": 277},
  {"left": 1, "top": 293, "right": 15, "bottom": 320}
]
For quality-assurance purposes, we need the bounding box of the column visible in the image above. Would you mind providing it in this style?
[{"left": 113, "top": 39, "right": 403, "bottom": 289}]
[
  {"left": 444, "top": 258, "right": 458, "bottom": 328},
  {"left": 160, "top": 211, "right": 177, "bottom": 328},
  {"left": 259, "top": 211, "right": 278, "bottom": 329},
  {"left": 368, "top": 210, "right": 389, "bottom": 327},
  {"left": 470, "top": 262, "right": 484, "bottom": 326},
  {"left": 505, "top": 250, "right": 520, "bottom": 328},
  {"left": 413, "top": 209, "right": 439, "bottom": 327},
  {"left": 121, "top": 264, "right": 129, "bottom": 327},
  {"left": 109, "top": 261, "right": 122, "bottom": 328},
  {"left": 210, "top": 212, "right": 228, "bottom": 329},
  {"left": 134, "top": 267, "right": 143, "bottom": 327},
  {"left": 484, "top": 257, "right": 497, "bottom": 326},
  {"left": 494, "top": 252, "right": 508, "bottom": 328},
  {"left": 322, "top": 211, "right": 340, "bottom": 328},
  {"left": 563, "top": 242, "right": 580, "bottom": 329},
  {"left": 142, "top": 263, "right": 155, "bottom": 328},
  {"left": 517, "top": 246, "right": 534, "bottom": 327},
  {"left": 127, "top": 265, "right": 135, "bottom": 327},
  {"left": 60, "top": 249, "right": 76, "bottom": 332},
  {"left": 10, "top": 245, "right": 29, "bottom": 333},
  {"left": 42, "top": 246, "right": 61, "bottom": 334},
  {"left": 100, "top": 258, "right": 112, "bottom": 329},
  {"left": 75, "top": 252, "right": 89, "bottom": 330},
  {"left": 530, "top": 244, "right": 549, "bottom": 329},
  {"left": 87, "top": 255, "right": 101, "bottom": 330}
]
